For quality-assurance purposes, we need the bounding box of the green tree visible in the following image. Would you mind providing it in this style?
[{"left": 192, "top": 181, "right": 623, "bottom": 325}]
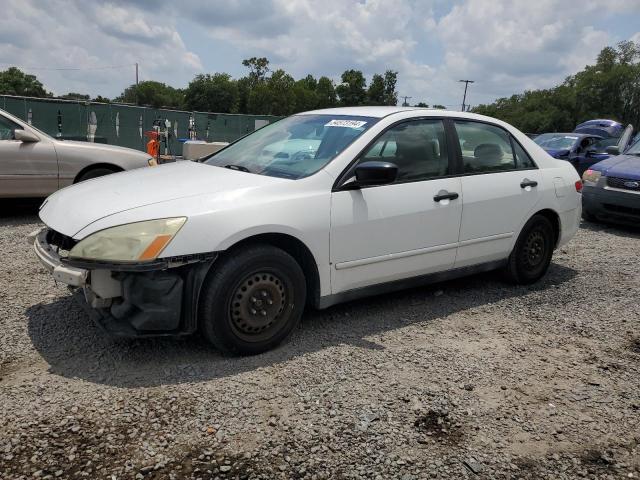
[
  {"left": 414, "top": 102, "right": 429, "bottom": 107},
  {"left": 432, "top": 104, "right": 446, "bottom": 109},
  {"left": 367, "top": 74, "right": 385, "bottom": 105},
  {"left": 0, "top": 67, "right": 50, "bottom": 97},
  {"left": 247, "top": 83, "right": 273, "bottom": 116},
  {"left": 383, "top": 70, "right": 398, "bottom": 106},
  {"left": 242, "top": 57, "right": 270, "bottom": 85},
  {"left": 60, "top": 92, "right": 90, "bottom": 101},
  {"left": 92, "top": 95, "right": 110, "bottom": 103},
  {"left": 293, "top": 77, "right": 319, "bottom": 112},
  {"left": 116, "top": 80, "right": 183, "bottom": 108},
  {"left": 316, "top": 76, "right": 337, "bottom": 108},
  {"left": 266, "top": 69, "right": 296, "bottom": 116},
  {"left": 184, "top": 73, "right": 238, "bottom": 113},
  {"left": 336, "top": 70, "right": 367, "bottom": 106},
  {"left": 236, "top": 77, "right": 251, "bottom": 114}
]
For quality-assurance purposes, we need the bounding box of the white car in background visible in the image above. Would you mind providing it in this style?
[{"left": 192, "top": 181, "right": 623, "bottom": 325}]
[
  {"left": 0, "top": 107, "right": 156, "bottom": 197},
  {"left": 34, "top": 107, "right": 582, "bottom": 355}
]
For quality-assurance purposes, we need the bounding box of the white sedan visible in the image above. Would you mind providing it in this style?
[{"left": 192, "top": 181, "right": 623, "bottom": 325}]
[{"left": 34, "top": 107, "right": 582, "bottom": 355}]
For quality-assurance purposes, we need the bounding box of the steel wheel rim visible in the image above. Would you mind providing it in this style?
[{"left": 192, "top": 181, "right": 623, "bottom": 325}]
[
  {"left": 228, "top": 271, "right": 288, "bottom": 342},
  {"left": 522, "top": 229, "right": 546, "bottom": 268}
]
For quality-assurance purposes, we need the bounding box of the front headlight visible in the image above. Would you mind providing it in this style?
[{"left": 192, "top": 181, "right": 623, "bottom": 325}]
[
  {"left": 69, "top": 217, "right": 186, "bottom": 262},
  {"left": 147, "top": 156, "right": 157, "bottom": 167},
  {"left": 582, "top": 169, "right": 602, "bottom": 185}
]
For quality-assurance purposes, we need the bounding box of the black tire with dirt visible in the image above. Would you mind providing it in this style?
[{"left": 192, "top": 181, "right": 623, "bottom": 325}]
[
  {"left": 503, "top": 214, "right": 555, "bottom": 285},
  {"left": 198, "top": 244, "right": 306, "bottom": 355},
  {"left": 75, "top": 167, "right": 118, "bottom": 183}
]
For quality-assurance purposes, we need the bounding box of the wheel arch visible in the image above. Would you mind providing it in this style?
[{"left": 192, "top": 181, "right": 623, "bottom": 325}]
[
  {"left": 223, "top": 232, "right": 322, "bottom": 308},
  {"left": 532, "top": 208, "right": 561, "bottom": 248},
  {"left": 73, "top": 163, "right": 123, "bottom": 183}
]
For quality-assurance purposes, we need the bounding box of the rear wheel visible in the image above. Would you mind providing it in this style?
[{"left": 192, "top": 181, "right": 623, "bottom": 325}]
[
  {"left": 503, "top": 214, "right": 554, "bottom": 284},
  {"left": 75, "top": 167, "right": 118, "bottom": 183},
  {"left": 198, "top": 244, "right": 306, "bottom": 355}
]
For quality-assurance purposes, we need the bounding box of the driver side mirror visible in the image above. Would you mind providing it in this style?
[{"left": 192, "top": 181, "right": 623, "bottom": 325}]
[
  {"left": 605, "top": 145, "right": 620, "bottom": 156},
  {"left": 353, "top": 161, "right": 398, "bottom": 187},
  {"left": 14, "top": 129, "right": 39, "bottom": 143}
]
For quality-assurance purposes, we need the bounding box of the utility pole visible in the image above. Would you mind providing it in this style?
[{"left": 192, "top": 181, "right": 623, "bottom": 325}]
[
  {"left": 400, "top": 95, "right": 412, "bottom": 107},
  {"left": 459, "top": 79, "right": 474, "bottom": 111},
  {"left": 135, "top": 62, "right": 139, "bottom": 105}
]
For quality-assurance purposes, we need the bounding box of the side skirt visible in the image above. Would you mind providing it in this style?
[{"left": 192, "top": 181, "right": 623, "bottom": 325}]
[{"left": 317, "top": 259, "right": 507, "bottom": 309}]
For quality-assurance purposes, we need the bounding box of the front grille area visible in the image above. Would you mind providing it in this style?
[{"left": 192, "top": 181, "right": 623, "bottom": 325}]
[
  {"left": 603, "top": 203, "right": 640, "bottom": 217},
  {"left": 607, "top": 176, "right": 640, "bottom": 191},
  {"left": 46, "top": 229, "right": 77, "bottom": 251}
]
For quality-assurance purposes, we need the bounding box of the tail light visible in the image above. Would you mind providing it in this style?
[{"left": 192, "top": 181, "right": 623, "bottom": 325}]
[{"left": 575, "top": 180, "right": 583, "bottom": 192}]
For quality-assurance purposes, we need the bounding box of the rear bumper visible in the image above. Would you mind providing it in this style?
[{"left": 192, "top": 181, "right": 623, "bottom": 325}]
[
  {"left": 33, "top": 228, "right": 216, "bottom": 337},
  {"left": 583, "top": 185, "right": 640, "bottom": 225}
]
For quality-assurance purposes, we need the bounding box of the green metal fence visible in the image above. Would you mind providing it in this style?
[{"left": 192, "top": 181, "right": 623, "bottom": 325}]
[{"left": 0, "top": 95, "right": 281, "bottom": 156}]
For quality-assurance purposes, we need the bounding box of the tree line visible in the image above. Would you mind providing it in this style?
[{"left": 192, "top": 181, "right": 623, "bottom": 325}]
[
  {"left": 0, "top": 58, "right": 401, "bottom": 115},
  {"left": 472, "top": 41, "right": 640, "bottom": 133}
]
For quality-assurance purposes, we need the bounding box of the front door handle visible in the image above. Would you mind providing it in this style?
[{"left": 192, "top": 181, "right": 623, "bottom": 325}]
[
  {"left": 520, "top": 179, "right": 538, "bottom": 188},
  {"left": 433, "top": 191, "right": 459, "bottom": 202}
]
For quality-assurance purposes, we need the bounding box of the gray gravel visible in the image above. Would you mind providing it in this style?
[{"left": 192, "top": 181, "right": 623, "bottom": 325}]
[{"left": 1, "top": 203, "right": 639, "bottom": 479}]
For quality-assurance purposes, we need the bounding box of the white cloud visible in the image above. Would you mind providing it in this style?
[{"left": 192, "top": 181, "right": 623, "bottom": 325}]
[
  {"left": 0, "top": 0, "right": 638, "bottom": 107},
  {"left": 0, "top": 0, "right": 202, "bottom": 97}
]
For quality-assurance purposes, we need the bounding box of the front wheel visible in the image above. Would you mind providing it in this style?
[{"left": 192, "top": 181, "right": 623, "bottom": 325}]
[
  {"left": 198, "top": 244, "right": 306, "bottom": 355},
  {"left": 503, "top": 214, "right": 555, "bottom": 284},
  {"left": 75, "top": 167, "right": 118, "bottom": 183}
]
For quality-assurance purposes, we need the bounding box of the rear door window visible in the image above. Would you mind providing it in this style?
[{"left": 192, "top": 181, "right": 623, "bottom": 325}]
[{"left": 454, "top": 121, "right": 535, "bottom": 173}]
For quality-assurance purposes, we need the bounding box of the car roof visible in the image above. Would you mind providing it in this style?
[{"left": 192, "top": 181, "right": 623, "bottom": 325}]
[
  {"left": 537, "top": 132, "right": 599, "bottom": 138},
  {"left": 299, "top": 106, "right": 498, "bottom": 121}
]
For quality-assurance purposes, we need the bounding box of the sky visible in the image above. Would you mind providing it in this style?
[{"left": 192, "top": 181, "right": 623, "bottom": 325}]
[{"left": 1, "top": 0, "right": 640, "bottom": 109}]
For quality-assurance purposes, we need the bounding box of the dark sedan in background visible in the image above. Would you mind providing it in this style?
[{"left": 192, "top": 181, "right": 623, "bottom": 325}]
[
  {"left": 535, "top": 119, "right": 635, "bottom": 175},
  {"left": 582, "top": 137, "right": 640, "bottom": 226},
  {"left": 534, "top": 132, "right": 602, "bottom": 174}
]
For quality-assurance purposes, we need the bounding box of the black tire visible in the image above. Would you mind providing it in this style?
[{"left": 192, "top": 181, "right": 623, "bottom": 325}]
[
  {"left": 503, "top": 214, "right": 555, "bottom": 285},
  {"left": 198, "top": 244, "right": 306, "bottom": 355},
  {"left": 75, "top": 167, "right": 118, "bottom": 183}
]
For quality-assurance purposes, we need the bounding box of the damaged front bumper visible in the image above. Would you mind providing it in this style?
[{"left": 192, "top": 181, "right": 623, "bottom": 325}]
[{"left": 33, "top": 228, "right": 216, "bottom": 337}]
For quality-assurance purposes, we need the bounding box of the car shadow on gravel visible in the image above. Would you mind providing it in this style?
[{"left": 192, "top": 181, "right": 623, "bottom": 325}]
[
  {"left": 25, "top": 263, "right": 578, "bottom": 388},
  {"left": 0, "top": 198, "right": 43, "bottom": 218},
  {"left": 580, "top": 219, "right": 640, "bottom": 238}
]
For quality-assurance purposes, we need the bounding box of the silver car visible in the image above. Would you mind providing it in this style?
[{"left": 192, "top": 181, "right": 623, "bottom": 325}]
[{"left": 0, "top": 108, "right": 156, "bottom": 197}]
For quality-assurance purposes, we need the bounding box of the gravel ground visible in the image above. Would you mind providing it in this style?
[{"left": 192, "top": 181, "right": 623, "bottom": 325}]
[{"left": 1, "top": 202, "right": 639, "bottom": 479}]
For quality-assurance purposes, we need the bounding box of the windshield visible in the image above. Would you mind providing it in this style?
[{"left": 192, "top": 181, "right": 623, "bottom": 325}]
[
  {"left": 533, "top": 134, "right": 579, "bottom": 150},
  {"left": 204, "top": 114, "right": 377, "bottom": 179},
  {"left": 626, "top": 138, "right": 640, "bottom": 155},
  {"left": 591, "top": 137, "right": 619, "bottom": 152}
]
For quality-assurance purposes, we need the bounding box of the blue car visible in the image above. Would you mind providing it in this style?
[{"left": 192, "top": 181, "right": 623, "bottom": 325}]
[
  {"left": 582, "top": 137, "right": 640, "bottom": 226},
  {"left": 573, "top": 119, "right": 634, "bottom": 170},
  {"left": 535, "top": 120, "right": 635, "bottom": 176},
  {"left": 533, "top": 132, "right": 603, "bottom": 175}
]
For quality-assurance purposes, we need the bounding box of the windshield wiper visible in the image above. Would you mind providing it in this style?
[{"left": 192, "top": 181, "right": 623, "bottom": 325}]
[{"left": 223, "top": 164, "right": 251, "bottom": 173}]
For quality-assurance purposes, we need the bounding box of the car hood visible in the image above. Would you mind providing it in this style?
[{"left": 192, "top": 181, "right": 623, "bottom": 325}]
[
  {"left": 39, "top": 161, "right": 287, "bottom": 237},
  {"left": 591, "top": 154, "right": 640, "bottom": 180},
  {"left": 544, "top": 148, "right": 570, "bottom": 158},
  {"left": 53, "top": 139, "right": 151, "bottom": 158}
]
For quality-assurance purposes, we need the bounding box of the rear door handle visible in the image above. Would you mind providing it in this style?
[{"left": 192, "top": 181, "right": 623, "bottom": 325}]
[
  {"left": 520, "top": 179, "right": 538, "bottom": 188},
  {"left": 433, "top": 191, "right": 459, "bottom": 202}
]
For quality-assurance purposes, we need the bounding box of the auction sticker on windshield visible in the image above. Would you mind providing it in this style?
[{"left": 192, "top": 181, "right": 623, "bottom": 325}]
[{"left": 325, "top": 119, "right": 368, "bottom": 128}]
